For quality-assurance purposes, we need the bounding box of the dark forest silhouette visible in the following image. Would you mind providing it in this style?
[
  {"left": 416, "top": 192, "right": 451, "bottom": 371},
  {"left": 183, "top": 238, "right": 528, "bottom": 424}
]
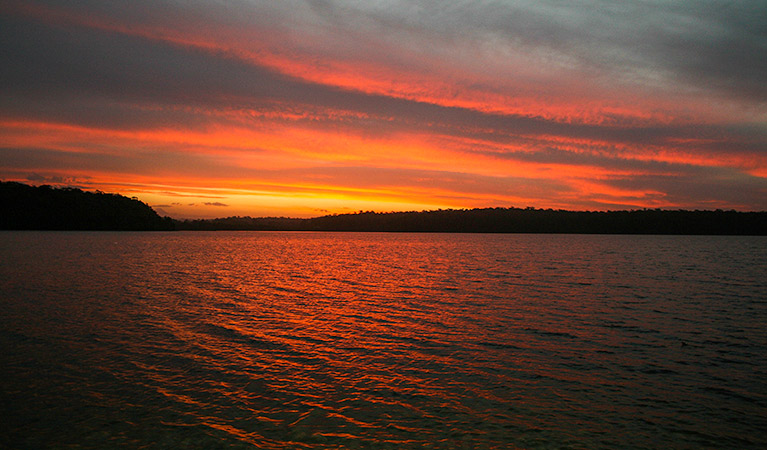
[
  {"left": 1, "top": 181, "right": 173, "bottom": 230},
  {"left": 3, "top": 181, "right": 765, "bottom": 234},
  {"left": 177, "top": 208, "right": 767, "bottom": 235}
]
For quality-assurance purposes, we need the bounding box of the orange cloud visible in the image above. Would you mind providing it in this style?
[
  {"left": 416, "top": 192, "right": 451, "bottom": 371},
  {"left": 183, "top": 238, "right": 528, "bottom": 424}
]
[
  {"left": 2, "top": 0, "right": 734, "bottom": 128},
  {"left": 3, "top": 114, "right": 764, "bottom": 216}
]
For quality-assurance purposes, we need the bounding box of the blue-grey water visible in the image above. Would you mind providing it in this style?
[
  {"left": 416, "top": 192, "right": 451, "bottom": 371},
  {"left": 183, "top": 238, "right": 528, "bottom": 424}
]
[{"left": 1, "top": 231, "right": 766, "bottom": 449}]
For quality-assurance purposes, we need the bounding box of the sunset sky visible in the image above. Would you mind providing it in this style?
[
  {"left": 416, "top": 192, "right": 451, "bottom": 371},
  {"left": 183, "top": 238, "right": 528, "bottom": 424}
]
[{"left": 2, "top": 0, "right": 765, "bottom": 218}]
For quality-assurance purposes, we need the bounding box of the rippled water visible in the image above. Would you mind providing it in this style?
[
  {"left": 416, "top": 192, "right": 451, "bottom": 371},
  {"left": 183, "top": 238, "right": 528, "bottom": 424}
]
[{"left": 1, "top": 231, "right": 766, "bottom": 449}]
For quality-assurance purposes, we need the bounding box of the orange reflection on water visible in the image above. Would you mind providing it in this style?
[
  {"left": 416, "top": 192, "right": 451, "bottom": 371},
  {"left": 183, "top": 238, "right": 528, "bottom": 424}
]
[{"left": 4, "top": 231, "right": 763, "bottom": 448}]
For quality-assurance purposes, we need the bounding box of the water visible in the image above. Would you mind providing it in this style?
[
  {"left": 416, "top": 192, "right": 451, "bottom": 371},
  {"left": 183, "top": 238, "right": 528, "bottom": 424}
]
[{"left": 1, "top": 231, "right": 766, "bottom": 449}]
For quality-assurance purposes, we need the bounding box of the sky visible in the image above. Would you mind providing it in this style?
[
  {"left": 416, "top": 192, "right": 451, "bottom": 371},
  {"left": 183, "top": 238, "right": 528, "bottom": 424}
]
[{"left": 1, "top": 0, "right": 766, "bottom": 218}]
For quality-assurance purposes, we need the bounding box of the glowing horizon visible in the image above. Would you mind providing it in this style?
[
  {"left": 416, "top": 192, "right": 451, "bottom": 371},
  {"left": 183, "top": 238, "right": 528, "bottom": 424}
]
[{"left": 1, "top": 1, "right": 765, "bottom": 218}]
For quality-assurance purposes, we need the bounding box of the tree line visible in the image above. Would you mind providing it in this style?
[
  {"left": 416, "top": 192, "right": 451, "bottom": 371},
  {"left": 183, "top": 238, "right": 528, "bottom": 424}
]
[
  {"left": 3, "top": 181, "right": 764, "bottom": 234},
  {"left": 176, "top": 208, "right": 767, "bottom": 235}
]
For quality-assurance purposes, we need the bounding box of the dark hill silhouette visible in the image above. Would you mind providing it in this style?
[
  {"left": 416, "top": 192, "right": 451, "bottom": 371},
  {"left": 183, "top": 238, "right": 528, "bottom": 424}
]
[
  {"left": 4, "top": 181, "right": 763, "bottom": 234},
  {"left": 303, "top": 208, "right": 767, "bottom": 235},
  {"left": 175, "top": 208, "right": 767, "bottom": 235},
  {"left": 1, "top": 181, "right": 174, "bottom": 230}
]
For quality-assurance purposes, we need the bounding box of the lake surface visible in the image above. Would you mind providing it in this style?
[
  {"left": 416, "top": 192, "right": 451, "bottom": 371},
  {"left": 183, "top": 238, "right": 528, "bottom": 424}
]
[{"left": 1, "top": 231, "right": 766, "bottom": 449}]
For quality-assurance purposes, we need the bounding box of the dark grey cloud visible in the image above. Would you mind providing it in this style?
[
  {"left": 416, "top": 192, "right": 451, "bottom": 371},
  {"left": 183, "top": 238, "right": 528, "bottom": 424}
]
[
  {"left": 602, "top": 167, "right": 767, "bottom": 210},
  {"left": 2, "top": 7, "right": 764, "bottom": 154},
  {"left": 0, "top": 15, "right": 284, "bottom": 107},
  {"left": 307, "top": 0, "right": 767, "bottom": 102},
  {"left": 7, "top": 0, "right": 766, "bottom": 106}
]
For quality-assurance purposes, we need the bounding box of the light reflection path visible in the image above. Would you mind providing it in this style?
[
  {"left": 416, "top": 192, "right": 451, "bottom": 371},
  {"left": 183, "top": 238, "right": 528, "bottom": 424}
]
[{"left": 1, "top": 231, "right": 766, "bottom": 449}]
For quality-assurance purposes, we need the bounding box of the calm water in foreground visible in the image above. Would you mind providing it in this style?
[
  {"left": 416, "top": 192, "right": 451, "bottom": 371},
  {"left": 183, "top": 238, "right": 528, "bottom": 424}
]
[{"left": 1, "top": 231, "right": 766, "bottom": 449}]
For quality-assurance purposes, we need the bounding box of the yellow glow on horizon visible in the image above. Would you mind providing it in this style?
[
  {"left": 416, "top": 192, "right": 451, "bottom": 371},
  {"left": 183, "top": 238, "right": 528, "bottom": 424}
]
[{"left": 4, "top": 115, "right": 763, "bottom": 217}]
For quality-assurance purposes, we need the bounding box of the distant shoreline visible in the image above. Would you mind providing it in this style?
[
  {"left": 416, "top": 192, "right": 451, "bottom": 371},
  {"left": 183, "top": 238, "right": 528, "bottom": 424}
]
[
  {"left": 174, "top": 208, "right": 767, "bottom": 236},
  {"left": 2, "top": 181, "right": 765, "bottom": 235}
]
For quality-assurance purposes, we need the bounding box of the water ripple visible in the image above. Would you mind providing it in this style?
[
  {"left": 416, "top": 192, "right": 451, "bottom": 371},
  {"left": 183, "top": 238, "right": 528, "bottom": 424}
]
[{"left": 1, "top": 231, "right": 766, "bottom": 449}]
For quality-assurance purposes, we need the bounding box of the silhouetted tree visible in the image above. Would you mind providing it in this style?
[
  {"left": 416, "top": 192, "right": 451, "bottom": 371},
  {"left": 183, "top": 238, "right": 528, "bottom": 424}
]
[
  {"left": 1, "top": 181, "right": 174, "bottom": 230},
  {"left": 172, "top": 207, "right": 766, "bottom": 235}
]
